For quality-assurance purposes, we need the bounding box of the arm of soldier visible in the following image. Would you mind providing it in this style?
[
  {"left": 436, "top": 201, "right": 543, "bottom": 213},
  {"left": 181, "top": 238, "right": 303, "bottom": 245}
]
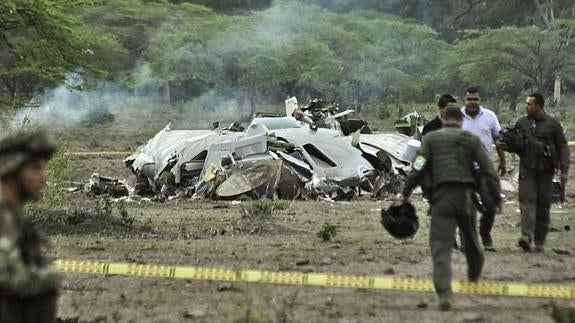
[
  {"left": 474, "top": 139, "right": 503, "bottom": 212},
  {"left": 402, "top": 137, "right": 431, "bottom": 201},
  {"left": 0, "top": 228, "right": 60, "bottom": 296},
  {"left": 555, "top": 122, "right": 570, "bottom": 177},
  {"left": 554, "top": 122, "right": 570, "bottom": 194},
  {"left": 492, "top": 113, "right": 507, "bottom": 175}
]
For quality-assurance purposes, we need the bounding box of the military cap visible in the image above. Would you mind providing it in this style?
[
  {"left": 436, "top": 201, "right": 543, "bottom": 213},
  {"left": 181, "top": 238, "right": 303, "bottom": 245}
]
[{"left": 0, "top": 130, "right": 56, "bottom": 177}]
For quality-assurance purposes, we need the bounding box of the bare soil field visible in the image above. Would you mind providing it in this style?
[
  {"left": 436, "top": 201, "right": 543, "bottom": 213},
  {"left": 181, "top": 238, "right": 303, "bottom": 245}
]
[{"left": 40, "top": 119, "right": 575, "bottom": 323}]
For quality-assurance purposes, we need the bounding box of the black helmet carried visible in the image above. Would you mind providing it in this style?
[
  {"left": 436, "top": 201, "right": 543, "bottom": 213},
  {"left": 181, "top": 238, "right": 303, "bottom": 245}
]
[
  {"left": 500, "top": 127, "right": 523, "bottom": 154},
  {"left": 381, "top": 202, "right": 419, "bottom": 239}
]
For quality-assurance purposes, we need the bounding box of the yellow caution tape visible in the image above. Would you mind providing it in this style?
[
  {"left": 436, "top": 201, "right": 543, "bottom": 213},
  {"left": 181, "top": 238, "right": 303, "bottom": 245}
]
[{"left": 55, "top": 260, "right": 575, "bottom": 299}]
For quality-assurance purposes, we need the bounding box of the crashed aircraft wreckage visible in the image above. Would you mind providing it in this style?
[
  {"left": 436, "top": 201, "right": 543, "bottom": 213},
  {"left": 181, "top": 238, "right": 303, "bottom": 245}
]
[{"left": 124, "top": 98, "right": 421, "bottom": 200}]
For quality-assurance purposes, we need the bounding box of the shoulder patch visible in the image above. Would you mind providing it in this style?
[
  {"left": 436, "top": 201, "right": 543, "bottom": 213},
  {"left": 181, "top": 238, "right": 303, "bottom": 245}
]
[{"left": 413, "top": 155, "right": 426, "bottom": 171}]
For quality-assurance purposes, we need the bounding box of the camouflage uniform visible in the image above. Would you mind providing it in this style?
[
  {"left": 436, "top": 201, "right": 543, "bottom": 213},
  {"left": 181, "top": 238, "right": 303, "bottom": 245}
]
[
  {"left": 513, "top": 115, "right": 570, "bottom": 250},
  {"left": 403, "top": 124, "right": 501, "bottom": 303},
  {"left": 0, "top": 130, "right": 59, "bottom": 323}
]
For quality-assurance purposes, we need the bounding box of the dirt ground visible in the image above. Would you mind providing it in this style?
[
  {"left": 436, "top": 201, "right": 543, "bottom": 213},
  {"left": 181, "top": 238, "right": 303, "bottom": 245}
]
[{"left": 40, "top": 118, "right": 575, "bottom": 323}]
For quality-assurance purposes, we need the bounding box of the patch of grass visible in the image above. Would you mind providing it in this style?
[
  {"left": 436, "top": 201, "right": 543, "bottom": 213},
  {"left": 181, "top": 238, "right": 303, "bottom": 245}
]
[
  {"left": 233, "top": 199, "right": 280, "bottom": 235},
  {"left": 317, "top": 222, "right": 338, "bottom": 242},
  {"left": 82, "top": 105, "right": 115, "bottom": 127},
  {"left": 41, "top": 139, "right": 73, "bottom": 208},
  {"left": 117, "top": 201, "right": 135, "bottom": 228},
  {"left": 551, "top": 302, "right": 575, "bottom": 323},
  {"left": 29, "top": 198, "right": 144, "bottom": 235},
  {"left": 231, "top": 297, "right": 263, "bottom": 323},
  {"left": 95, "top": 197, "right": 114, "bottom": 218},
  {"left": 270, "top": 200, "right": 290, "bottom": 210}
]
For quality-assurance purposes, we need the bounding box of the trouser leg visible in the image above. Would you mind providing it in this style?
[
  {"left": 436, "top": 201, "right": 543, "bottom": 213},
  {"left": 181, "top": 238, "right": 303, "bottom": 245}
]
[
  {"left": 24, "top": 292, "right": 58, "bottom": 323},
  {"left": 0, "top": 294, "right": 25, "bottom": 323},
  {"left": 429, "top": 206, "right": 457, "bottom": 298},
  {"left": 534, "top": 171, "right": 554, "bottom": 247},
  {"left": 519, "top": 169, "right": 537, "bottom": 242},
  {"left": 479, "top": 208, "right": 495, "bottom": 245},
  {"left": 457, "top": 193, "right": 484, "bottom": 281},
  {"left": 477, "top": 174, "right": 496, "bottom": 246}
]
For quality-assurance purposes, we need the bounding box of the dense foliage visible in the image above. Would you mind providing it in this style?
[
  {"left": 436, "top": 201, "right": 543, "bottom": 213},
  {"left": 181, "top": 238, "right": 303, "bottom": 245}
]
[{"left": 1, "top": 0, "right": 574, "bottom": 114}]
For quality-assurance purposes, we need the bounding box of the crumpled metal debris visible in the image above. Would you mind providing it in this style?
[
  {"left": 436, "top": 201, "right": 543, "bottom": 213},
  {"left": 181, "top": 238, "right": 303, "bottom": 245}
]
[
  {"left": 84, "top": 173, "right": 132, "bottom": 197},
  {"left": 124, "top": 98, "right": 422, "bottom": 201}
]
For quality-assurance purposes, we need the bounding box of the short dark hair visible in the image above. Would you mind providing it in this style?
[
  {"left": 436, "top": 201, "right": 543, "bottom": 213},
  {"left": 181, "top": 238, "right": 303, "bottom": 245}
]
[
  {"left": 438, "top": 94, "right": 456, "bottom": 108},
  {"left": 529, "top": 93, "right": 545, "bottom": 108},
  {"left": 465, "top": 87, "right": 479, "bottom": 95},
  {"left": 444, "top": 106, "right": 463, "bottom": 121}
]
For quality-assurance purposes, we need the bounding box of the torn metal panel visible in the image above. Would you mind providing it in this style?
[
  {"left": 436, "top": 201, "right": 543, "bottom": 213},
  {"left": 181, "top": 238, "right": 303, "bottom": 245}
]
[
  {"left": 343, "top": 133, "right": 420, "bottom": 171},
  {"left": 125, "top": 123, "right": 244, "bottom": 191},
  {"left": 216, "top": 154, "right": 282, "bottom": 199},
  {"left": 394, "top": 111, "right": 425, "bottom": 138},
  {"left": 125, "top": 124, "right": 214, "bottom": 176},
  {"left": 199, "top": 133, "right": 268, "bottom": 180},
  {"left": 285, "top": 96, "right": 298, "bottom": 117},
  {"left": 245, "top": 117, "right": 301, "bottom": 138},
  {"left": 343, "top": 132, "right": 422, "bottom": 198},
  {"left": 271, "top": 127, "right": 374, "bottom": 186},
  {"left": 276, "top": 151, "right": 313, "bottom": 178}
]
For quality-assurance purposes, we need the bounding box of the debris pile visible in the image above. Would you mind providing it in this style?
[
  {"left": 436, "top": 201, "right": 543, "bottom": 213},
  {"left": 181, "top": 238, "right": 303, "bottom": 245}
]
[
  {"left": 84, "top": 173, "right": 131, "bottom": 198},
  {"left": 123, "top": 97, "right": 421, "bottom": 201}
]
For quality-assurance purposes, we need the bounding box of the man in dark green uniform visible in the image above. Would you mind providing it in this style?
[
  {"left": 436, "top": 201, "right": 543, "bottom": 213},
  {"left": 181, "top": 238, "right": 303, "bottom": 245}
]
[
  {"left": 421, "top": 94, "right": 457, "bottom": 136},
  {"left": 402, "top": 107, "right": 501, "bottom": 311},
  {"left": 503, "top": 93, "right": 569, "bottom": 253},
  {"left": 0, "top": 130, "right": 60, "bottom": 323}
]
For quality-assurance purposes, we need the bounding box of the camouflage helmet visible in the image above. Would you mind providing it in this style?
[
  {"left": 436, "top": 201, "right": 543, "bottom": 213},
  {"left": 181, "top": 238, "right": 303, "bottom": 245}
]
[
  {"left": 380, "top": 202, "right": 419, "bottom": 239},
  {"left": 0, "top": 130, "right": 56, "bottom": 177}
]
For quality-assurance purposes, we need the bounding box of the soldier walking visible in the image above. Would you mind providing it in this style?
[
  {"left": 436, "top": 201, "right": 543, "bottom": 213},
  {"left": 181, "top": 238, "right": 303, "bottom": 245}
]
[
  {"left": 502, "top": 93, "right": 570, "bottom": 252},
  {"left": 0, "top": 130, "right": 60, "bottom": 323},
  {"left": 402, "top": 107, "right": 501, "bottom": 311}
]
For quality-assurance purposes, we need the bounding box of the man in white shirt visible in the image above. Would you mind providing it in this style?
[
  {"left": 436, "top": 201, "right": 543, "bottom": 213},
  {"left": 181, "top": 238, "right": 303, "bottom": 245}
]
[{"left": 461, "top": 87, "right": 506, "bottom": 251}]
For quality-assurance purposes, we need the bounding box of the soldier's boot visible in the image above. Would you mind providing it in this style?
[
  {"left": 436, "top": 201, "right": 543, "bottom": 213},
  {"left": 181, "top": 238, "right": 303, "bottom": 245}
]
[
  {"left": 534, "top": 220, "right": 549, "bottom": 254},
  {"left": 438, "top": 295, "right": 452, "bottom": 311},
  {"left": 518, "top": 236, "right": 532, "bottom": 252},
  {"left": 481, "top": 235, "right": 496, "bottom": 252},
  {"left": 533, "top": 245, "right": 545, "bottom": 253}
]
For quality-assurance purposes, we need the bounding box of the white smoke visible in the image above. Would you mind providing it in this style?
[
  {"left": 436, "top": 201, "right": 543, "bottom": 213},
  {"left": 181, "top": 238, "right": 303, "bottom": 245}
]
[{"left": 10, "top": 70, "right": 162, "bottom": 129}]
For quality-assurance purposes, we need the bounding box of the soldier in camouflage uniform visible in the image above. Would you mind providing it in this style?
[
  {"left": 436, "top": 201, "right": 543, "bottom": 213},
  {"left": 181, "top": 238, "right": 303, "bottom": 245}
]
[
  {"left": 0, "top": 130, "right": 60, "bottom": 323},
  {"left": 503, "top": 94, "right": 570, "bottom": 253},
  {"left": 402, "top": 107, "right": 501, "bottom": 311}
]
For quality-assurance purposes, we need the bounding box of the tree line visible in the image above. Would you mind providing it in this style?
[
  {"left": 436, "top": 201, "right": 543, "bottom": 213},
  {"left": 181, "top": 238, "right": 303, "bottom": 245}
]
[{"left": 1, "top": 0, "right": 574, "bottom": 116}]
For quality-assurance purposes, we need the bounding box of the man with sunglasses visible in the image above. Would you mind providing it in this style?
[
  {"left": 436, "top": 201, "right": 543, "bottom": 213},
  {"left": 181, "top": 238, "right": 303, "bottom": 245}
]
[{"left": 461, "top": 87, "right": 506, "bottom": 252}]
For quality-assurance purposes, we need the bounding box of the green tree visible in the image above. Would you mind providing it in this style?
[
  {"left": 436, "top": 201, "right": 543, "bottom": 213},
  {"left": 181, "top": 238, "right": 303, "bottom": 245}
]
[
  {"left": 443, "top": 22, "right": 575, "bottom": 108},
  {"left": 0, "top": 0, "right": 125, "bottom": 110}
]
